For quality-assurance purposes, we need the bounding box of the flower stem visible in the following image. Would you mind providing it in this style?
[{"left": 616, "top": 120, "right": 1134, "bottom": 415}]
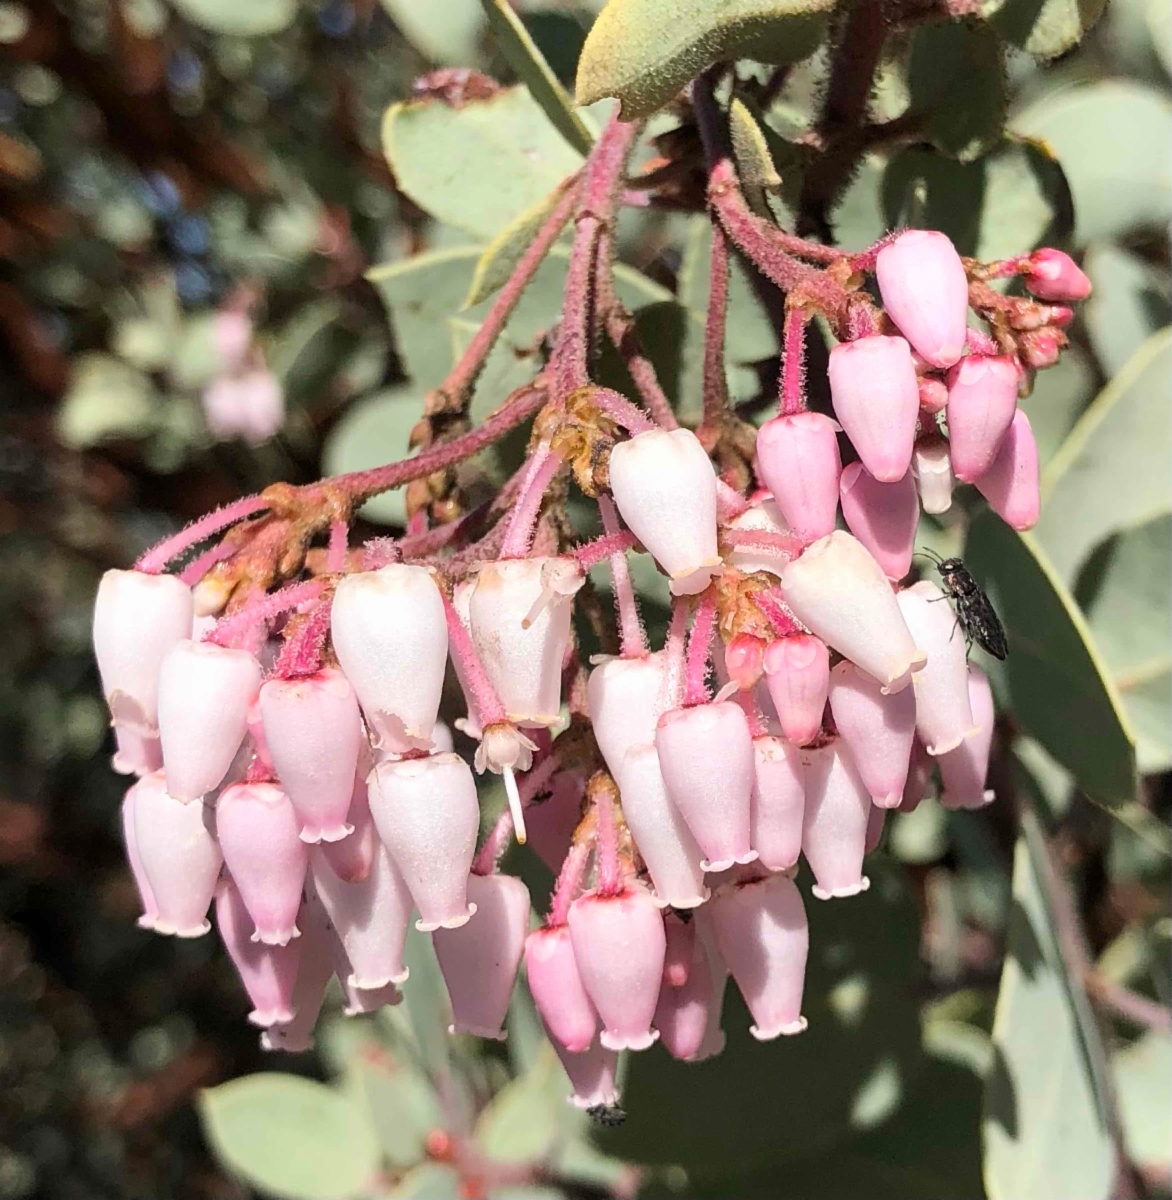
[
  {"left": 573, "top": 527, "right": 637, "bottom": 571},
  {"left": 273, "top": 596, "right": 333, "bottom": 679},
  {"left": 682, "top": 590, "right": 717, "bottom": 707},
  {"left": 598, "top": 494, "right": 645, "bottom": 658},
  {"left": 658, "top": 598, "right": 690, "bottom": 715},
  {"left": 441, "top": 592, "right": 508, "bottom": 727},
  {"left": 136, "top": 495, "right": 270, "bottom": 575},
  {"left": 548, "top": 840, "right": 591, "bottom": 927},
  {"left": 755, "top": 588, "right": 804, "bottom": 637},
  {"left": 699, "top": 223, "right": 731, "bottom": 444},
  {"left": 327, "top": 519, "right": 349, "bottom": 572},
  {"left": 779, "top": 305, "right": 810, "bottom": 417},
  {"left": 499, "top": 441, "right": 565, "bottom": 559},
  {"left": 178, "top": 540, "right": 235, "bottom": 586},
  {"left": 590, "top": 386, "right": 655, "bottom": 434},
  {"left": 206, "top": 579, "right": 324, "bottom": 649},
  {"left": 591, "top": 773, "right": 622, "bottom": 897}
]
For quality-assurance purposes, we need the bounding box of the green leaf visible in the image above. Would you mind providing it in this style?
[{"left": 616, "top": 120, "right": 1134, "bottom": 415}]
[
  {"left": 964, "top": 511, "right": 1137, "bottom": 809},
  {"left": 1150, "top": 0, "right": 1172, "bottom": 73},
  {"left": 1018, "top": 343, "right": 1095, "bottom": 466},
  {"left": 1012, "top": 80, "right": 1172, "bottom": 244},
  {"left": 57, "top": 353, "right": 157, "bottom": 449},
  {"left": 168, "top": 0, "right": 296, "bottom": 35},
  {"left": 575, "top": 0, "right": 833, "bottom": 121},
  {"left": 197, "top": 1073, "right": 382, "bottom": 1200},
  {"left": 391, "top": 1165, "right": 463, "bottom": 1198},
  {"left": 1113, "top": 1031, "right": 1172, "bottom": 1175},
  {"left": 985, "top": 0, "right": 1107, "bottom": 56},
  {"left": 382, "top": 87, "right": 583, "bottom": 241},
  {"left": 982, "top": 817, "right": 1113, "bottom": 1200},
  {"left": 356, "top": 1054, "right": 443, "bottom": 1167},
  {"left": 475, "top": 1043, "right": 576, "bottom": 1166},
  {"left": 480, "top": 0, "right": 594, "bottom": 156},
  {"left": 1082, "top": 243, "right": 1172, "bottom": 379},
  {"left": 1035, "top": 328, "right": 1172, "bottom": 583},
  {"left": 378, "top": 0, "right": 485, "bottom": 66},
  {"left": 168, "top": 314, "right": 231, "bottom": 391}
]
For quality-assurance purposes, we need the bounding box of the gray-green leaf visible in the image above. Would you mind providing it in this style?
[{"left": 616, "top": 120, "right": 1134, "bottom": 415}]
[{"left": 168, "top": 0, "right": 296, "bottom": 35}]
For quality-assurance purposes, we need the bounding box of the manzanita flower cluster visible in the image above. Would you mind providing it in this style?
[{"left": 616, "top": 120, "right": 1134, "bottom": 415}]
[{"left": 91, "top": 104, "right": 1088, "bottom": 1118}]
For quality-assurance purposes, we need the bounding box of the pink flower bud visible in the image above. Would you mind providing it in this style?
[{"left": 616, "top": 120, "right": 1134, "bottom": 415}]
[
  {"left": 655, "top": 923, "right": 726, "bottom": 1061},
  {"left": 213, "top": 311, "right": 253, "bottom": 369},
  {"left": 525, "top": 771, "right": 584, "bottom": 874},
  {"left": 216, "top": 782, "right": 307, "bottom": 946},
  {"left": 750, "top": 736, "right": 805, "bottom": 872},
  {"left": 258, "top": 669, "right": 363, "bottom": 843},
  {"left": 551, "top": 1039, "right": 621, "bottom": 1110},
  {"left": 367, "top": 753, "right": 479, "bottom": 932},
  {"left": 827, "top": 660, "right": 917, "bottom": 809},
  {"left": 567, "top": 885, "right": 666, "bottom": 1052},
  {"left": 618, "top": 743, "right": 708, "bottom": 909},
  {"left": 865, "top": 803, "right": 886, "bottom": 853},
  {"left": 202, "top": 368, "right": 285, "bottom": 446},
  {"left": 900, "top": 739, "right": 934, "bottom": 812},
  {"left": 755, "top": 413, "right": 842, "bottom": 544},
  {"left": 939, "top": 665, "right": 996, "bottom": 810},
  {"left": 318, "top": 774, "right": 378, "bottom": 884},
  {"left": 828, "top": 336, "right": 920, "bottom": 482},
  {"left": 662, "top": 911, "right": 695, "bottom": 988},
  {"left": 974, "top": 408, "right": 1040, "bottom": 531},
  {"left": 469, "top": 557, "right": 581, "bottom": 727},
  {"left": 1019, "top": 327, "right": 1062, "bottom": 369},
  {"left": 912, "top": 436, "right": 956, "bottom": 515},
  {"left": 308, "top": 843, "right": 411, "bottom": 990},
  {"left": 896, "top": 582, "right": 978, "bottom": 756},
  {"left": 1023, "top": 249, "right": 1091, "bottom": 302},
  {"left": 330, "top": 565, "right": 448, "bottom": 753},
  {"left": 946, "top": 356, "right": 1019, "bottom": 483},
  {"left": 93, "top": 570, "right": 193, "bottom": 775},
  {"left": 525, "top": 924, "right": 599, "bottom": 1054},
  {"left": 724, "top": 634, "right": 766, "bottom": 691},
  {"left": 839, "top": 463, "right": 919, "bottom": 582},
  {"left": 762, "top": 634, "right": 830, "bottom": 747},
  {"left": 875, "top": 230, "right": 969, "bottom": 369},
  {"left": 121, "top": 783, "right": 158, "bottom": 929},
  {"left": 655, "top": 702, "right": 756, "bottom": 872},
  {"left": 433, "top": 872, "right": 530, "bottom": 1039},
  {"left": 724, "top": 496, "right": 793, "bottom": 576},
  {"left": 261, "top": 900, "right": 334, "bottom": 1053},
  {"left": 801, "top": 741, "right": 871, "bottom": 899},
  {"left": 919, "top": 377, "right": 949, "bottom": 415},
  {"left": 781, "top": 532, "right": 925, "bottom": 694},
  {"left": 587, "top": 652, "right": 667, "bottom": 779},
  {"left": 132, "top": 771, "right": 222, "bottom": 937},
  {"left": 215, "top": 877, "right": 300, "bottom": 1027},
  {"left": 708, "top": 873, "right": 808, "bottom": 1039},
  {"left": 608, "top": 428, "right": 720, "bottom": 596}
]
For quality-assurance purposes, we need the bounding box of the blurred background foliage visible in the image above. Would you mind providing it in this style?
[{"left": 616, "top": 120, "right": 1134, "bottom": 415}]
[{"left": 0, "top": 0, "right": 1167, "bottom": 1197}]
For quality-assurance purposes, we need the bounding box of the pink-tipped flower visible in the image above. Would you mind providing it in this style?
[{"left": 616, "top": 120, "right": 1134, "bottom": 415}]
[
  {"left": 121, "top": 783, "right": 158, "bottom": 929},
  {"left": 156, "top": 640, "right": 261, "bottom": 802},
  {"left": 876, "top": 230, "right": 969, "bottom": 369},
  {"left": 433, "top": 872, "right": 530, "bottom": 1039},
  {"left": 308, "top": 844, "right": 411, "bottom": 990},
  {"left": 655, "top": 701, "right": 756, "bottom": 872},
  {"left": 896, "top": 581, "right": 978, "bottom": 756},
  {"left": 939, "top": 665, "right": 996, "bottom": 810},
  {"left": 215, "top": 877, "right": 301, "bottom": 1027},
  {"left": 974, "top": 409, "right": 1040, "bottom": 531},
  {"left": 900, "top": 739, "right": 934, "bottom": 812},
  {"left": 919, "top": 377, "right": 949, "bottom": 415},
  {"left": 1023, "top": 249, "right": 1092, "bottom": 302},
  {"left": 802, "top": 742, "right": 872, "bottom": 899},
  {"left": 946, "top": 356, "right": 1019, "bottom": 483},
  {"left": 367, "top": 753, "right": 479, "bottom": 932},
  {"left": 261, "top": 900, "right": 334, "bottom": 1053},
  {"left": 750, "top": 735, "right": 806, "bottom": 872},
  {"left": 724, "top": 496, "right": 794, "bottom": 577},
  {"left": 258, "top": 669, "right": 363, "bottom": 843},
  {"left": 551, "top": 1039, "right": 621, "bottom": 1110},
  {"left": 330, "top": 564, "right": 448, "bottom": 754},
  {"left": 912, "top": 435, "right": 956, "bottom": 515},
  {"left": 93, "top": 570, "right": 194, "bottom": 776},
  {"left": 708, "top": 873, "right": 808, "bottom": 1040},
  {"left": 755, "top": 413, "right": 842, "bottom": 544},
  {"left": 132, "top": 771, "right": 222, "bottom": 937},
  {"left": 587, "top": 652, "right": 667, "bottom": 780},
  {"left": 608, "top": 428, "right": 721, "bottom": 596},
  {"left": 839, "top": 464, "right": 919, "bottom": 582},
  {"left": 319, "top": 774, "right": 378, "bottom": 885},
  {"left": 780, "top": 532, "right": 925, "bottom": 694},
  {"left": 828, "top": 336, "right": 920, "bottom": 482},
  {"left": 762, "top": 634, "right": 830, "bottom": 746},
  {"left": 525, "top": 924, "right": 599, "bottom": 1054},
  {"left": 865, "top": 803, "right": 886, "bottom": 854},
  {"left": 827, "top": 660, "right": 917, "bottom": 809},
  {"left": 568, "top": 884, "right": 666, "bottom": 1052},
  {"left": 468, "top": 557, "right": 582, "bottom": 727},
  {"left": 216, "top": 782, "right": 307, "bottom": 945},
  {"left": 655, "top": 923, "right": 726, "bottom": 1061},
  {"left": 618, "top": 743, "right": 708, "bottom": 909}
]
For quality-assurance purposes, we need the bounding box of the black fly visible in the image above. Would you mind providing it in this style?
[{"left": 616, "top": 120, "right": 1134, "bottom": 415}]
[{"left": 919, "top": 549, "right": 1008, "bottom": 661}]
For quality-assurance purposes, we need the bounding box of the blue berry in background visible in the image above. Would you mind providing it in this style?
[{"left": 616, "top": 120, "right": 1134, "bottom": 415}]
[
  {"left": 168, "top": 214, "right": 210, "bottom": 257},
  {"left": 166, "top": 48, "right": 203, "bottom": 95},
  {"left": 138, "top": 171, "right": 181, "bottom": 218},
  {"left": 175, "top": 260, "right": 212, "bottom": 306},
  {"left": 318, "top": 0, "right": 356, "bottom": 37}
]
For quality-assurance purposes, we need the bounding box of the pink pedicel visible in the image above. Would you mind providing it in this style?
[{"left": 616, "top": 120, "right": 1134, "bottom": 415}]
[
  {"left": 318, "top": 774, "right": 378, "bottom": 885},
  {"left": 525, "top": 924, "right": 599, "bottom": 1054},
  {"left": 939, "top": 665, "right": 996, "bottom": 810},
  {"left": 214, "top": 877, "right": 300, "bottom": 1027},
  {"left": 708, "top": 872, "right": 808, "bottom": 1040},
  {"left": 781, "top": 532, "right": 925, "bottom": 694},
  {"left": 723, "top": 496, "right": 794, "bottom": 577},
  {"left": 216, "top": 781, "right": 308, "bottom": 946},
  {"left": 802, "top": 741, "right": 872, "bottom": 900},
  {"left": 261, "top": 899, "right": 334, "bottom": 1053},
  {"left": 896, "top": 582, "right": 978, "bottom": 756},
  {"left": 912, "top": 435, "right": 956, "bottom": 515},
  {"left": 655, "top": 701, "right": 757, "bottom": 872},
  {"left": 587, "top": 652, "right": 667, "bottom": 779},
  {"left": 875, "top": 230, "right": 969, "bottom": 368},
  {"left": 156, "top": 639, "right": 261, "bottom": 802},
  {"left": 761, "top": 634, "right": 830, "bottom": 747},
  {"left": 258, "top": 669, "right": 363, "bottom": 843},
  {"left": 750, "top": 735, "right": 806, "bottom": 872},
  {"left": 827, "top": 660, "right": 917, "bottom": 809},
  {"left": 608, "top": 428, "right": 721, "bottom": 596},
  {"left": 946, "top": 355, "right": 1019, "bottom": 483},
  {"left": 828, "top": 335, "right": 920, "bottom": 482},
  {"left": 121, "top": 783, "right": 158, "bottom": 929},
  {"left": 567, "top": 885, "right": 666, "bottom": 1052},
  {"left": 838, "top": 464, "right": 918, "bottom": 582},
  {"left": 655, "top": 922, "right": 726, "bottom": 1061},
  {"left": 433, "top": 872, "right": 530, "bottom": 1039},
  {"left": 755, "top": 413, "right": 842, "bottom": 544},
  {"left": 1022, "top": 249, "right": 1092, "bottom": 302},
  {"left": 131, "top": 771, "right": 222, "bottom": 937},
  {"left": 367, "top": 753, "right": 479, "bottom": 932},
  {"left": 974, "top": 408, "right": 1041, "bottom": 532}
]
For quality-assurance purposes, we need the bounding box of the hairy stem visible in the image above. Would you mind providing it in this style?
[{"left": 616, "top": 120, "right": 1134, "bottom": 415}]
[
  {"left": 598, "top": 494, "right": 646, "bottom": 657},
  {"left": 779, "top": 305, "right": 810, "bottom": 417},
  {"left": 683, "top": 590, "right": 717, "bottom": 707},
  {"left": 498, "top": 441, "right": 565, "bottom": 559},
  {"left": 700, "top": 223, "right": 731, "bottom": 443},
  {"left": 206, "top": 579, "right": 324, "bottom": 649},
  {"left": 442, "top": 593, "right": 507, "bottom": 727},
  {"left": 136, "top": 495, "right": 270, "bottom": 575},
  {"left": 548, "top": 840, "right": 591, "bottom": 927}
]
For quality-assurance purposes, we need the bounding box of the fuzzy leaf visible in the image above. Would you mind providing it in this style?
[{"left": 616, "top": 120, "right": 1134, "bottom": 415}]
[{"left": 985, "top": 0, "right": 1107, "bottom": 57}]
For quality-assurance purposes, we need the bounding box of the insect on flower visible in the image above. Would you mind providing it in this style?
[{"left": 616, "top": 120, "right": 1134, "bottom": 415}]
[{"left": 918, "top": 549, "right": 1008, "bottom": 661}]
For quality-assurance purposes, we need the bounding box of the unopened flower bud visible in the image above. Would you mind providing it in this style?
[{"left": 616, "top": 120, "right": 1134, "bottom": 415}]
[
  {"left": 215, "top": 877, "right": 301, "bottom": 1027},
  {"left": 939, "top": 665, "right": 996, "bottom": 809},
  {"left": 974, "top": 409, "right": 1040, "bottom": 531},
  {"left": 587, "top": 652, "right": 667, "bottom": 779},
  {"left": 802, "top": 741, "right": 872, "bottom": 899},
  {"left": 912, "top": 435, "right": 956, "bottom": 515},
  {"left": 918, "top": 377, "right": 949, "bottom": 415},
  {"left": 839, "top": 464, "right": 918, "bottom": 581},
  {"left": 608, "top": 428, "right": 720, "bottom": 596},
  {"left": 946, "top": 356, "right": 1019, "bottom": 483},
  {"left": 525, "top": 924, "right": 599, "bottom": 1054},
  {"left": 750, "top": 735, "right": 805, "bottom": 872},
  {"left": 755, "top": 413, "right": 842, "bottom": 544},
  {"left": 762, "top": 634, "right": 830, "bottom": 746},
  {"left": 1023, "top": 249, "right": 1092, "bottom": 302},
  {"left": 1019, "top": 327, "right": 1063, "bottom": 370},
  {"left": 654, "top": 923, "right": 727, "bottom": 1061},
  {"left": 723, "top": 496, "right": 794, "bottom": 577},
  {"left": 876, "top": 230, "right": 969, "bottom": 369},
  {"left": 724, "top": 634, "right": 767, "bottom": 691}
]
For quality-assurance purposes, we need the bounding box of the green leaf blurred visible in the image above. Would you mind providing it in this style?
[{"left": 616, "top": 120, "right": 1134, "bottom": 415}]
[
  {"left": 168, "top": 0, "right": 297, "bottom": 36},
  {"left": 1113, "top": 1030, "right": 1172, "bottom": 1181},
  {"left": 1082, "top": 243, "right": 1172, "bottom": 377},
  {"left": 475, "top": 1042, "right": 576, "bottom": 1166},
  {"left": 379, "top": 0, "right": 486, "bottom": 66},
  {"left": 56, "top": 353, "right": 158, "bottom": 450}
]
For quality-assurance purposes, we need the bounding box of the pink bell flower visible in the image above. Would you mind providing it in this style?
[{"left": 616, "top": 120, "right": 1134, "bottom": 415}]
[
  {"left": 318, "top": 773, "right": 378, "bottom": 885},
  {"left": 946, "top": 356, "right": 1019, "bottom": 483},
  {"left": 762, "top": 634, "right": 830, "bottom": 747},
  {"left": 912, "top": 436, "right": 956, "bottom": 514},
  {"left": 876, "top": 230, "right": 969, "bottom": 368},
  {"left": 1022, "top": 249, "right": 1092, "bottom": 302},
  {"left": 202, "top": 367, "right": 285, "bottom": 446},
  {"left": 524, "top": 923, "right": 599, "bottom": 1054},
  {"left": 341, "top": 979, "right": 403, "bottom": 1017},
  {"left": 801, "top": 741, "right": 872, "bottom": 899},
  {"left": 974, "top": 408, "right": 1040, "bottom": 531},
  {"left": 215, "top": 877, "right": 301, "bottom": 1027},
  {"left": 900, "top": 739, "right": 935, "bottom": 813},
  {"left": 260, "top": 900, "right": 334, "bottom": 1053},
  {"left": 755, "top": 413, "right": 842, "bottom": 544},
  {"left": 551, "top": 1039, "right": 621, "bottom": 1111},
  {"left": 750, "top": 735, "right": 806, "bottom": 872},
  {"left": 121, "top": 782, "right": 158, "bottom": 929},
  {"left": 939, "top": 665, "right": 996, "bottom": 809},
  {"left": 662, "top": 911, "right": 695, "bottom": 988},
  {"left": 654, "top": 923, "right": 727, "bottom": 1061},
  {"left": 587, "top": 652, "right": 667, "bottom": 779},
  {"left": 839, "top": 464, "right": 919, "bottom": 582},
  {"left": 724, "top": 496, "right": 794, "bottom": 577},
  {"left": 212, "top": 310, "right": 252, "bottom": 371}
]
